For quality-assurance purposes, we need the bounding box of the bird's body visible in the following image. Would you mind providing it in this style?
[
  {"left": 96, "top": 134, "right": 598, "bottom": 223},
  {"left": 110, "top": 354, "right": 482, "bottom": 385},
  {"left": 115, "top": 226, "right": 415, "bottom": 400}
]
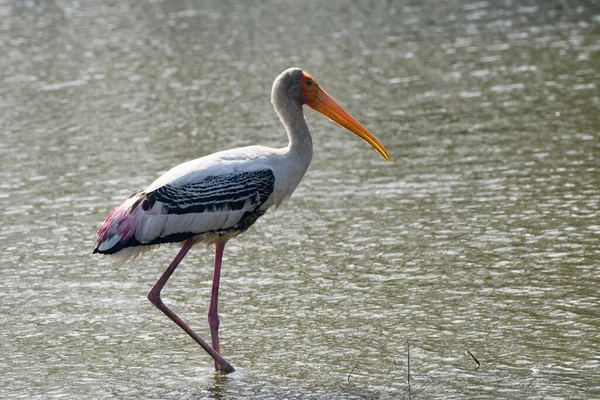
[
  {"left": 94, "top": 67, "right": 389, "bottom": 373},
  {"left": 94, "top": 144, "right": 307, "bottom": 262}
]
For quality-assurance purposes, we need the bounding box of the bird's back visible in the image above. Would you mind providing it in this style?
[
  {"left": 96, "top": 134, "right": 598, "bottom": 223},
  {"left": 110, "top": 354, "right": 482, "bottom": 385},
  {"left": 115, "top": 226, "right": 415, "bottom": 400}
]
[{"left": 94, "top": 147, "right": 282, "bottom": 262}]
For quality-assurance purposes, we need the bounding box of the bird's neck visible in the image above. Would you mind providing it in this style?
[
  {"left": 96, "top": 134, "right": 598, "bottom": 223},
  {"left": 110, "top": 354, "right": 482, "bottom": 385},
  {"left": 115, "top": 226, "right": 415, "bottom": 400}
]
[
  {"left": 279, "top": 103, "right": 313, "bottom": 171},
  {"left": 287, "top": 114, "right": 313, "bottom": 162}
]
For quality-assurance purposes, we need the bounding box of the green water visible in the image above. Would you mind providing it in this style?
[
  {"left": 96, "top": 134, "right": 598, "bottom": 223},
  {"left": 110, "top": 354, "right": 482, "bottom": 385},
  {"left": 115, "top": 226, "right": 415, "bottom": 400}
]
[{"left": 1, "top": 1, "right": 599, "bottom": 398}]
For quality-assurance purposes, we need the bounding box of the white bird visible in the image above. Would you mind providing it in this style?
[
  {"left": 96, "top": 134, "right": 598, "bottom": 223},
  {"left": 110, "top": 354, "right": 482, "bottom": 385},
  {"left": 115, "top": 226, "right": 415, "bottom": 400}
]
[{"left": 94, "top": 67, "right": 390, "bottom": 373}]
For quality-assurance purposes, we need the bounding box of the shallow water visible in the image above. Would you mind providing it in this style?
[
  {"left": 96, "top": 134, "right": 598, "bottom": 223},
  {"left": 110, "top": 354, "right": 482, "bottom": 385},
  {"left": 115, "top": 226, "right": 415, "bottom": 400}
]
[{"left": 1, "top": 0, "right": 599, "bottom": 399}]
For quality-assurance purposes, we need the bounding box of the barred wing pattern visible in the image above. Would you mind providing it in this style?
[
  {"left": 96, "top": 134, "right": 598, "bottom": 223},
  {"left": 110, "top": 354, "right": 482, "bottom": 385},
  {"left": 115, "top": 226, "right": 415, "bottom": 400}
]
[
  {"left": 95, "top": 169, "right": 275, "bottom": 255},
  {"left": 151, "top": 170, "right": 275, "bottom": 216}
]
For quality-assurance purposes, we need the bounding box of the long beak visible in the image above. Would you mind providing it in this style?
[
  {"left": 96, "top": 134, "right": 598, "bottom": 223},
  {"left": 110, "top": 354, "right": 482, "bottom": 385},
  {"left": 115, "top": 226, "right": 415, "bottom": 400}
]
[{"left": 306, "top": 87, "right": 390, "bottom": 162}]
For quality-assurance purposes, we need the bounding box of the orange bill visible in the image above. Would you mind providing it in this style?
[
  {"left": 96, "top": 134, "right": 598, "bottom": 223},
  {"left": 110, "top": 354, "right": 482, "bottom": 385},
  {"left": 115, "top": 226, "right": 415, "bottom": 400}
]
[{"left": 302, "top": 77, "right": 390, "bottom": 162}]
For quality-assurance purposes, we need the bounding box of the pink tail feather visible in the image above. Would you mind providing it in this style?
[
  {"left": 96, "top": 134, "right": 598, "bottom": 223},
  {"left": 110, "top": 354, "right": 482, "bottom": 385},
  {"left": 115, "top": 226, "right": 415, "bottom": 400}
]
[{"left": 94, "top": 193, "right": 144, "bottom": 255}]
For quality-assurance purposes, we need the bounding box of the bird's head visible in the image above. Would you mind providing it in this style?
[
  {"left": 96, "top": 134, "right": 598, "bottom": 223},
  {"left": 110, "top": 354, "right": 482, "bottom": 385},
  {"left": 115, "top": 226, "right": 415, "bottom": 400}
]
[{"left": 272, "top": 67, "right": 390, "bottom": 162}]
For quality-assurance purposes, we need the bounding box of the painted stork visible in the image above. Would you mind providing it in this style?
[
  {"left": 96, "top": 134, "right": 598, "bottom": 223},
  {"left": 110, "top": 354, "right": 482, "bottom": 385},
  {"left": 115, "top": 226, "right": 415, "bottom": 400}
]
[{"left": 93, "top": 67, "right": 390, "bottom": 373}]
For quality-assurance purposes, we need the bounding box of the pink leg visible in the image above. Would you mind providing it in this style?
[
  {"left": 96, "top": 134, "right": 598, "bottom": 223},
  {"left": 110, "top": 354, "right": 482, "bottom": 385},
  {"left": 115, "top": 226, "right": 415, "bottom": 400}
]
[
  {"left": 147, "top": 238, "right": 235, "bottom": 373},
  {"left": 208, "top": 241, "right": 226, "bottom": 370}
]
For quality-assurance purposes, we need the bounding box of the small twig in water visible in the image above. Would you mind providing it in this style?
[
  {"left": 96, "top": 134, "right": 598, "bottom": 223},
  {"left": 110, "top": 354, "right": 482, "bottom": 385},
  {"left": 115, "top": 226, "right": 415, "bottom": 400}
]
[
  {"left": 347, "top": 364, "right": 358, "bottom": 382},
  {"left": 407, "top": 339, "right": 411, "bottom": 394},
  {"left": 466, "top": 350, "right": 481, "bottom": 368}
]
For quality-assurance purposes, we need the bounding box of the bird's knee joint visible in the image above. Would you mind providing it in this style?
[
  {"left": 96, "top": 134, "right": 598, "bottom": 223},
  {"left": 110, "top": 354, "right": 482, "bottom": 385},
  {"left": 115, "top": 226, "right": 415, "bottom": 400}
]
[{"left": 147, "top": 289, "right": 161, "bottom": 305}]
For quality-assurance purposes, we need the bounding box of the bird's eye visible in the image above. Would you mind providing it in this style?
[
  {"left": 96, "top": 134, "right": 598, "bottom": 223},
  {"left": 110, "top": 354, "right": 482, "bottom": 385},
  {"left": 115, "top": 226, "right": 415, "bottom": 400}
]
[{"left": 306, "top": 79, "right": 313, "bottom": 86}]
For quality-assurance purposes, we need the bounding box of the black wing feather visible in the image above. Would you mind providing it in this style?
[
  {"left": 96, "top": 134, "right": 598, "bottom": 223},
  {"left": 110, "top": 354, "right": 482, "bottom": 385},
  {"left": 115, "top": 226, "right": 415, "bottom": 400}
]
[{"left": 148, "top": 169, "right": 275, "bottom": 215}]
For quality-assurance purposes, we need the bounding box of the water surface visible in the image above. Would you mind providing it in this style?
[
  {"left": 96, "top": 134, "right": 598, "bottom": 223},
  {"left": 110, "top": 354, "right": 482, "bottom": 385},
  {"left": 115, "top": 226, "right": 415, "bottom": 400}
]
[{"left": 1, "top": 0, "right": 599, "bottom": 398}]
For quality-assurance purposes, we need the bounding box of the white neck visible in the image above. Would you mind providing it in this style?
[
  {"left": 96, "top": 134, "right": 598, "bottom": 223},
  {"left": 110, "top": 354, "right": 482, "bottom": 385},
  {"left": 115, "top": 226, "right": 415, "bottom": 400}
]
[
  {"left": 270, "top": 98, "right": 313, "bottom": 203},
  {"left": 274, "top": 94, "right": 313, "bottom": 171},
  {"left": 284, "top": 105, "right": 313, "bottom": 162}
]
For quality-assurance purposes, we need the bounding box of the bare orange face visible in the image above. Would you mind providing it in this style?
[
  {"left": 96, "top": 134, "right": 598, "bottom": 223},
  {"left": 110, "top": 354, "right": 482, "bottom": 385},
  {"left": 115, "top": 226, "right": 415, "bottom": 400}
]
[
  {"left": 300, "top": 72, "right": 319, "bottom": 105},
  {"left": 300, "top": 71, "right": 390, "bottom": 162}
]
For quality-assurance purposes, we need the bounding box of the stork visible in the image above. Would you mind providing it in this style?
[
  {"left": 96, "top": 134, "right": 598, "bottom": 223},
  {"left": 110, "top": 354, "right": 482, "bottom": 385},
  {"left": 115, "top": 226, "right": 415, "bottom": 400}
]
[{"left": 94, "top": 67, "right": 390, "bottom": 373}]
